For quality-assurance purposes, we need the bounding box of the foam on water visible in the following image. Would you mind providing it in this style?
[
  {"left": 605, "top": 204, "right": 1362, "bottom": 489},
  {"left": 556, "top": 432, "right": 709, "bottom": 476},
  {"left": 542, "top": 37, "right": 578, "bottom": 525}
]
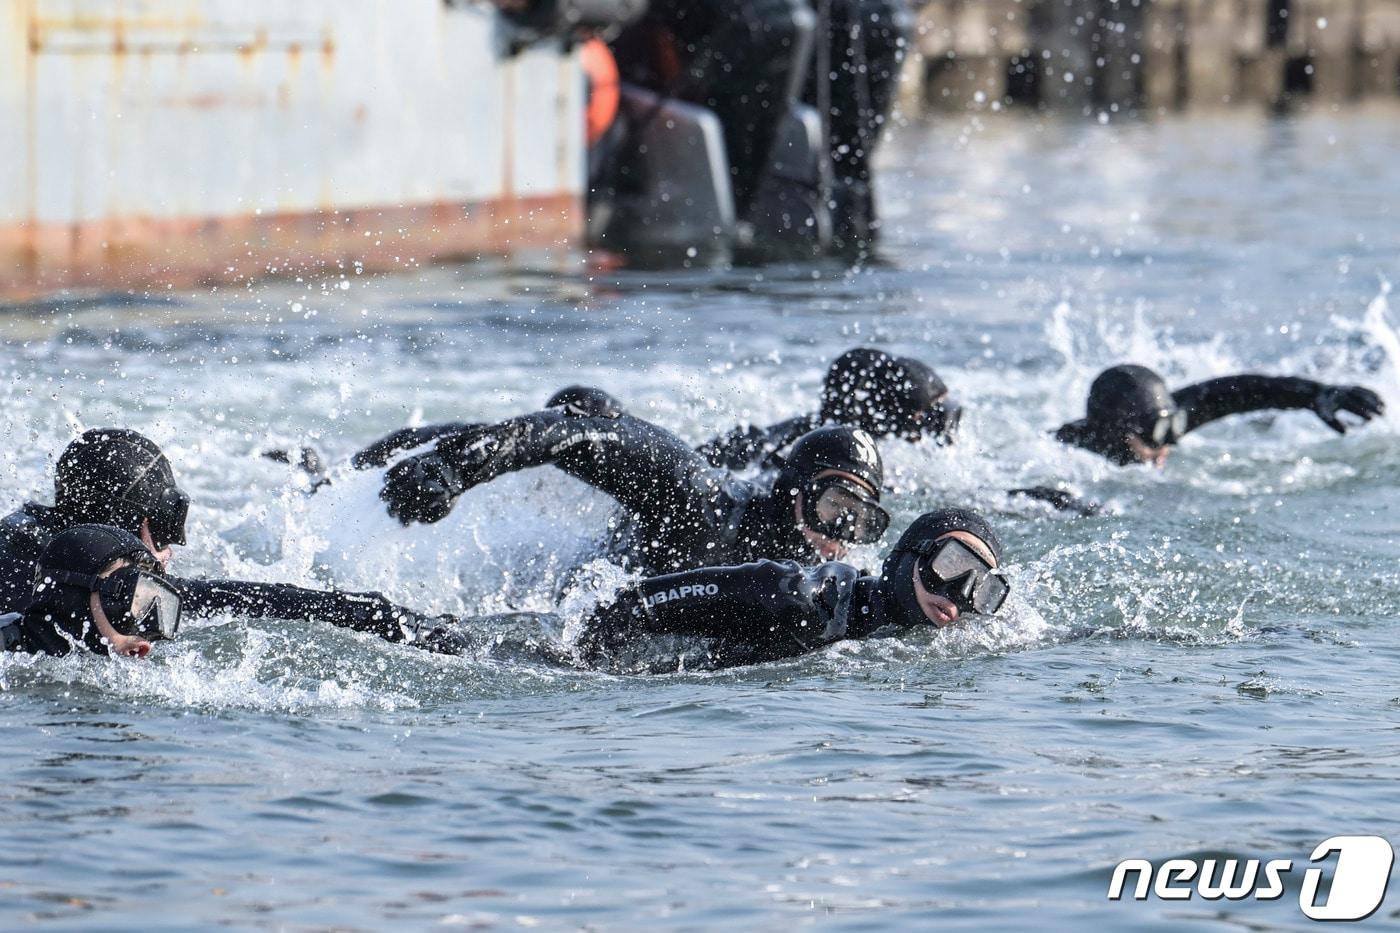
[{"left": 4, "top": 281, "right": 1397, "bottom": 701}]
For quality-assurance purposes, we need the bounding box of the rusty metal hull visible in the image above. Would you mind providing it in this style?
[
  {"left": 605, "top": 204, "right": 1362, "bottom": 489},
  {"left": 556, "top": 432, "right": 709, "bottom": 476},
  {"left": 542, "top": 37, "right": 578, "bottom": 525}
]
[{"left": 1, "top": 0, "right": 585, "bottom": 299}]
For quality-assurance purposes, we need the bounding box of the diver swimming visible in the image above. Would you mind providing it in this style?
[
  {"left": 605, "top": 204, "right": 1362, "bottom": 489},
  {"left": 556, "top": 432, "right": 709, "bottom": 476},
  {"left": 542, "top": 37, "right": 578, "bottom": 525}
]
[
  {"left": 577, "top": 506, "right": 1008, "bottom": 670},
  {"left": 0, "top": 524, "right": 182, "bottom": 657},
  {"left": 378, "top": 404, "right": 891, "bottom": 574},
  {"left": 1056, "top": 364, "right": 1385, "bottom": 466},
  {"left": 286, "top": 506, "right": 1011, "bottom": 673},
  {"left": 0, "top": 429, "right": 462, "bottom": 651}
]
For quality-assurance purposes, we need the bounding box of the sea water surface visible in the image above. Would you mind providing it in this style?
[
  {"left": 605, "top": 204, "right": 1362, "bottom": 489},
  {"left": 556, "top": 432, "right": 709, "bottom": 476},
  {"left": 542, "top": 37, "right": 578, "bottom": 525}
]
[{"left": 2, "top": 107, "right": 1400, "bottom": 930}]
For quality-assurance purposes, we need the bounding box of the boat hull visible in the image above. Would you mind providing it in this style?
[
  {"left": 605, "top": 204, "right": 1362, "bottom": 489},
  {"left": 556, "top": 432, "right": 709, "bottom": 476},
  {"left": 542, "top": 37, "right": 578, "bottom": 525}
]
[{"left": 1, "top": 0, "right": 585, "bottom": 299}]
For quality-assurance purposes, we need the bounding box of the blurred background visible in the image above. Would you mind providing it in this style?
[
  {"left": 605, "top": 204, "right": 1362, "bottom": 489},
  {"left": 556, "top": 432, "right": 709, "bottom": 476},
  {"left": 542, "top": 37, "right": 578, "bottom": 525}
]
[{"left": 5, "top": 0, "right": 1399, "bottom": 297}]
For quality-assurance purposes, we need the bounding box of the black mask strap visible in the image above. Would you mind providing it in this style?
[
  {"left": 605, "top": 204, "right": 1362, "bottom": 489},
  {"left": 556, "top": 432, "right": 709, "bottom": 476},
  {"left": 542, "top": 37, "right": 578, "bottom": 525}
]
[{"left": 41, "top": 568, "right": 101, "bottom": 592}]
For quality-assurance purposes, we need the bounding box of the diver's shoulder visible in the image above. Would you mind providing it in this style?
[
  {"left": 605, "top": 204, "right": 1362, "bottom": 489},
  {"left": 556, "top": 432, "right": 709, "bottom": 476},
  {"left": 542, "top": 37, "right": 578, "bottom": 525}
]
[{"left": 0, "top": 503, "right": 60, "bottom": 552}]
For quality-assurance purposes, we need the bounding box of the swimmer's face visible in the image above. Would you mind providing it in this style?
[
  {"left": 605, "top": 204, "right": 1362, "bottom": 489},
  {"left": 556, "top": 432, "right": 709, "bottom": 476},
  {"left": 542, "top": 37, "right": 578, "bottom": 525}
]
[
  {"left": 1125, "top": 434, "right": 1171, "bottom": 467},
  {"left": 801, "top": 525, "right": 849, "bottom": 561},
  {"left": 88, "top": 558, "right": 152, "bottom": 658},
  {"left": 795, "top": 499, "right": 849, "bottom": 561},
  {"left": 792, "top": 468, "right": 882, "bottom": 561},
  {"left": 912, "top": 531, "right": 999, "bottom": 627}
]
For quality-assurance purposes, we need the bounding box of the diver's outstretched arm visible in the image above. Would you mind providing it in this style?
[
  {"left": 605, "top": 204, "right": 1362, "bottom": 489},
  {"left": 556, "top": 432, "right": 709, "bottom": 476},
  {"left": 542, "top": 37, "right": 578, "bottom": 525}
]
[
  {"left": 1172, "top": 375, "right": 1384, "bottom": 435},
  {"left": 349, "top": 384, "right": 625, "bottom": 472},
  {"left": 380, "top": 410, "right": 725, "bottom": 525},
  {"left": 350, "top": 422, "right": 476, "bottom": 470},
  {"left": 1007, "top": 485, "right": 1101, "bottom": 516},
  {"left": 696, "top": 414, "right": 820, "bottom": 470},
  {"left": 173, "top": 577, "right": 470, "bottom": 654}
]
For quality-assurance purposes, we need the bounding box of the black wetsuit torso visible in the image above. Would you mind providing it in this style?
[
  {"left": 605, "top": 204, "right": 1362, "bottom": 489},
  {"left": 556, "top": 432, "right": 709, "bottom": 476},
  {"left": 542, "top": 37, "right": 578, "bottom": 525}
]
[
  {"left": 0, "top": 503, "right": 458, "bottom": 651},
  {"left": 1055, "top": 374, "right": 1340, "bottom": 465},
  {"left": 579, "top": 558, "right": 892, "bottom": 669},
  {"left": 386, "top": 410, "right": 816, "bottom": 575}
]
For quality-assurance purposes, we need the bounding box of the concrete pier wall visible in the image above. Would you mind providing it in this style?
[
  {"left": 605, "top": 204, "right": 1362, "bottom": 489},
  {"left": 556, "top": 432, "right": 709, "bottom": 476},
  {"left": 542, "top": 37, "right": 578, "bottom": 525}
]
[{"left": 905, "top": 0, "right": 1400, "bottom": 113}]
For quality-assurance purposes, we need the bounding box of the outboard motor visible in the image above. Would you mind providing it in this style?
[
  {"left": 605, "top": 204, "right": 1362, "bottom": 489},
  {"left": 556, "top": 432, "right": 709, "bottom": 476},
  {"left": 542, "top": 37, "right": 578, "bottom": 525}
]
[
  {"left": 588, "top": 84, "right": 738, "bottom": 266},
  {"left": 740, "top": 103, "right": 833, "bottom": 261},
  {"left": 590, "top": 2, "right": 833, "bottom": 265},
  {"left": 475, "top": 0, "right": 649, "bottom": 50}
]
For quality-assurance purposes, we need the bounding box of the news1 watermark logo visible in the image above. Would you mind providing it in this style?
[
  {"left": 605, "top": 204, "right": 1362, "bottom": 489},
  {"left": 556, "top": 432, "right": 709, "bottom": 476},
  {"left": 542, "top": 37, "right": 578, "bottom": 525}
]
[{"left": 1109, "top": 836, "right": 1395, "bottom": 921}]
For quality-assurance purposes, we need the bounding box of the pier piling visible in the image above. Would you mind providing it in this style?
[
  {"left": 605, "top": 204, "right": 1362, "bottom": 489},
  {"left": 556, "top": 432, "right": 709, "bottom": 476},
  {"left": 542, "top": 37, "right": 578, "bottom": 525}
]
[{"left": 904, "top": 0, "right": 1400, "bottom": 112}]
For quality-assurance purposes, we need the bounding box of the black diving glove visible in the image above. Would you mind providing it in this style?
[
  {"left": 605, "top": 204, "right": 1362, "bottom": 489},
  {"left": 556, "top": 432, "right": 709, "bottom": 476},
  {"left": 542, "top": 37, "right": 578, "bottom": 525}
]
[
  {"left": 381, "top": 453, "right": 466, "bottom": 525},
  {"left": 381, "top": 425, "right": 509, "bottom": 525},
  {"left": 792, "top": 561, "right": 859, "bottom": 641},
  {"left": 1312, "top": 384, "right": 1385, "bottom": 434}
]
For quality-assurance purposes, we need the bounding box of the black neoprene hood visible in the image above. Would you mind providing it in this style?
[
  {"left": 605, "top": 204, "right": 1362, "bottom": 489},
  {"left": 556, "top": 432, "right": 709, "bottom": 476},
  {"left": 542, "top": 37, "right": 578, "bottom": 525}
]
[
  {"left": 821, "top": 347, "right": 948, "bottom": 435},
  {"left": 1085, "top": 364, "right": 1175, "bottom": 429}
]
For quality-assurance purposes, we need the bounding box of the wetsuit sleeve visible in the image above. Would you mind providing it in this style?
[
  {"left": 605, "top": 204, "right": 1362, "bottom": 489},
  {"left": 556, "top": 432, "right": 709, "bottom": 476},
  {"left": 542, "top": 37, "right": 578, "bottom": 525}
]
[
  {"left": 172, "top": 577, "right": 469, "bottom": 654},
  {"left": 382, "top": 411, "right": 725, "bottom": 524},
  {"left": 350, "top": 422, "right": 476, "bottom": 469},
  {"left": 1173, "top": 374, "right": 1385, "bottom": 435},
  {"left": 584, "top": 560, "right": 859, "bottom": 655},
  {"left": 1007, "top": 485, "right": 1101, "bottom": 516},
  {"left": 696, "top": 414, "right": 819, "bottom": 469},
  {"left": 1171, "top": 375, "right": 1319, "bottom": 433}
]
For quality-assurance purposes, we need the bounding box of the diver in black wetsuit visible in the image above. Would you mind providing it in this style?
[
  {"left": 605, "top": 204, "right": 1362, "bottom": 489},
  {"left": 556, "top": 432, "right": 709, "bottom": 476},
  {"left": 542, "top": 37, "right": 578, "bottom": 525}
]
[
  {"left": 0, "top": 429, "right": 461, "bottom": 651},
  {"left": 1055, "top": 364, "right": 1386, "bottom": 467},
  {"left": 379, "top": 408, "right": 891, "bottom": 574},
  {"left": 699, "top": 346, "right": 961, "bottom": 471},
  {"left": 577, "top": 507, "right": 1008, "bottom": 670},
  {"left": 0, "top": 524, "right": 182, "bottom": 657}
]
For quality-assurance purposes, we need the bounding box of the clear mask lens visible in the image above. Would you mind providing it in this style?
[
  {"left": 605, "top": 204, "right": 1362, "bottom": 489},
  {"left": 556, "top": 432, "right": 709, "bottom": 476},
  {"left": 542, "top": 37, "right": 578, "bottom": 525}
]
[
  {"left": 126, "top": 573, "right": 182, "bottom": 639},
  {"left": 917, "top": 539, "right": 1009, "bottom": 615},
  {"left": 1141, "top": 408, "right": 1187, "bottom": 446},
  {"left": 808, "top": 482, "right": 889, "bottom": 544}
]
